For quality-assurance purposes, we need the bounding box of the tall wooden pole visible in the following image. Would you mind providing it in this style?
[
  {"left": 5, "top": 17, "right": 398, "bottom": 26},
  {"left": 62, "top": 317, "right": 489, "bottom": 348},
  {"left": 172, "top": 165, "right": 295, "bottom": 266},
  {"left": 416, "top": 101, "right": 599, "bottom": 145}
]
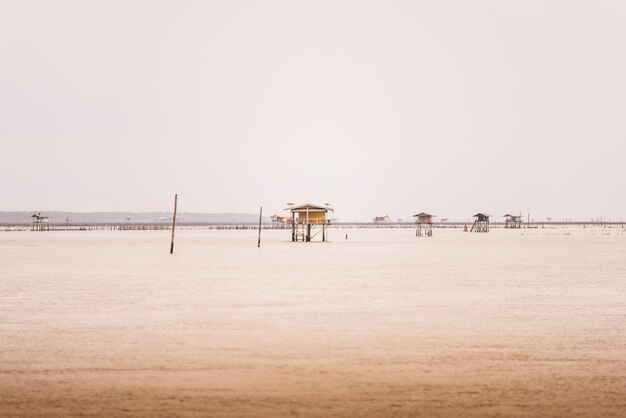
[
  {"left": 170, "top": 194, "right": 178, "bottom": 254},
  {"left": 306, "top": 207, "right": 309, "bottom": 242},
  {"left": 257, "top": 206, "right": 263, "bottom": 248}
]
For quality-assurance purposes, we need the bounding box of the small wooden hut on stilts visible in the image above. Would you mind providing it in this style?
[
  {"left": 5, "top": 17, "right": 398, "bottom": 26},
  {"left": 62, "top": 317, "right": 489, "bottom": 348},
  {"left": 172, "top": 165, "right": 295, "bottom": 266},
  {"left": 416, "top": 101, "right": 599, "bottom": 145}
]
[
  {"left": 471, "top": 213, "right": 490, "bottom": 232},
  {"left": 373, "top": 215, "right": 389, "bottom": 223},
  {"left": 270, "top": 214, "right": 292, "bottom": 229},
  {"left": 413, "top": 212, "right": 435, "bottom": 237},
  {"left": 286, "top": 203, "right": 333, "bottom": 242},
  {"left": 31, "top": 213, "right": 50, "bottom": 231},
  {"left": 504, "top": 212, "right": 523, "bottom": 228}
]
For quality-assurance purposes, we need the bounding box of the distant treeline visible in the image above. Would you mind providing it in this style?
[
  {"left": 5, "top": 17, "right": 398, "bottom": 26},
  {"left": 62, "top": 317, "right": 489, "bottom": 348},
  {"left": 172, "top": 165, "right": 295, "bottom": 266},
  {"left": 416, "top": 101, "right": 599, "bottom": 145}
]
[{"left": 0, "top": 211, "right": 269, "bottom": 225}]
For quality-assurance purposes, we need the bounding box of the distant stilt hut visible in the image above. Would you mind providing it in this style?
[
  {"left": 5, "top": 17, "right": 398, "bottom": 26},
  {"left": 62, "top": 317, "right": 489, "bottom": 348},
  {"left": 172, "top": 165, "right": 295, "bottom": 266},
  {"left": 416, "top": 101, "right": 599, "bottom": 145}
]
[
  {"left": 31, "top": 213, "right": 50, "bottom": 231},
  {"left": 286, "top": 203, "right": 333, "bottom": 242},
  {"left": 471, "top": 213, "right": 490, "bottom": 232},
  {"left": 413, "top": 212, "right": 435, "bottom": 237},
  {"left": 270, "top": 214, "right": 292, "bottom": 229},
  {"left": 504, "top": 212, "right": 523, "bottom": 229},
  {"left": 373, "top": 215, "right": 389, "bottom": 223}
]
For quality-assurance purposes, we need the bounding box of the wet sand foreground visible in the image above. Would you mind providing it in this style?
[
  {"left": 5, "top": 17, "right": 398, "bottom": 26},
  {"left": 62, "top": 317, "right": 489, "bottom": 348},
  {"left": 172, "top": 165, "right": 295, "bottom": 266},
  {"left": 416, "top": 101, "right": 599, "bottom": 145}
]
[{"left": 1, "top": 228, "right": 625, "bottom": 417}]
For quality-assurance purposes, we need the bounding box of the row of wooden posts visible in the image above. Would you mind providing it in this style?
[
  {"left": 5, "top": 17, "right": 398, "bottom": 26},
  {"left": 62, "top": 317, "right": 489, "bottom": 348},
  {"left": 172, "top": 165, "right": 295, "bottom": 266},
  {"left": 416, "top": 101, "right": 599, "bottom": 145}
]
[{"left": 169, "top": 194, "right": 266, "bottom": 254}]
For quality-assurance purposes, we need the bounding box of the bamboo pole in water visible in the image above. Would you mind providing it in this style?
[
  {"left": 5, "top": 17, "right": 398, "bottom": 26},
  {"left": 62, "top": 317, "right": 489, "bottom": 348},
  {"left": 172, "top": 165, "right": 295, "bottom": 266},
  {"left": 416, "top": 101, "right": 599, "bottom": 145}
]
[
  {"left": 170, "top": 194, "right": 178, "bottom": 254},
  {"left": 257, "top": 206, "right": 262, "bottom": 248}
]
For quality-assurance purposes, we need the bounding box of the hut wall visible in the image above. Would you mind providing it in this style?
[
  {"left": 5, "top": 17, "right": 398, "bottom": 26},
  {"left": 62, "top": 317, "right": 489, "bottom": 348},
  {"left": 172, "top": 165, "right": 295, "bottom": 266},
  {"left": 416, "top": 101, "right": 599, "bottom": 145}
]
[{"left": 297, "top": 212, "right": 325, "bottom": 223}]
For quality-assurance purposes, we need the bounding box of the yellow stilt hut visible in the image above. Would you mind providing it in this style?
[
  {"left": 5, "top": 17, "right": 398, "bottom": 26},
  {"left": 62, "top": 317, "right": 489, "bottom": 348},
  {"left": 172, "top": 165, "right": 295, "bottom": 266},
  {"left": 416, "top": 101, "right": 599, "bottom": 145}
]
[{"left": 286, "top": 203, "right": 333, "bottom": 242}]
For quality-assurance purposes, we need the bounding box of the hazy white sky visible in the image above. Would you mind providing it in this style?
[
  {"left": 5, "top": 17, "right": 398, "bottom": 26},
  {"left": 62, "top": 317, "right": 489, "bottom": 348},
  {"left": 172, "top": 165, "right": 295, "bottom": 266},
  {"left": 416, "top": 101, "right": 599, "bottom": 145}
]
[{"left": 1, "top": 0, "right": 625, "bottom": 221}]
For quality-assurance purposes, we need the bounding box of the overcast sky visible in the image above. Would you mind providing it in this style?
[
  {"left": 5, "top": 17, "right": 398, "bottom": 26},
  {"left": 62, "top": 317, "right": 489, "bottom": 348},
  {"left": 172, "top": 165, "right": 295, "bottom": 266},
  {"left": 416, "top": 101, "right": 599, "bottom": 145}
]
[{"left": 1, "top": 1, "right": 625, "bottom": 221}]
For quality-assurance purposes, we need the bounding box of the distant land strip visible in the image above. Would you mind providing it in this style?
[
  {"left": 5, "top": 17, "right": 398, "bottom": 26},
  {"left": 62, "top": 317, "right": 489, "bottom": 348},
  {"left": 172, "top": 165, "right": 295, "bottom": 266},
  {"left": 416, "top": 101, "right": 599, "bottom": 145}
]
[{"left": 0, "top": 211, "right": 265, "bottom": 225}]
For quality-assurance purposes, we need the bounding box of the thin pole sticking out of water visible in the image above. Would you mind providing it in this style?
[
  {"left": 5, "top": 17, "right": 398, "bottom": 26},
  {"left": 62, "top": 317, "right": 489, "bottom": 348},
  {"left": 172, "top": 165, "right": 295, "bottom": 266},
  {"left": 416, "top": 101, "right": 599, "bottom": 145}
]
[
  {"left": 170, "top": 194, "right": 178, "bottom": 254},
  {"left": 257, "top": 206, "right": 263, "bottom": 248}
]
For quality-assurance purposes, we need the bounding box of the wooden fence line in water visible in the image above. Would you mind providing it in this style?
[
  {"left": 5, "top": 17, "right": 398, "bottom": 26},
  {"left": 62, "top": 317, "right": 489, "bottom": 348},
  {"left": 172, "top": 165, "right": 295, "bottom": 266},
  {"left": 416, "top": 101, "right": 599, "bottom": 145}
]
[{"left": 0, "top": 222, "right": 624, "bottom": 232}]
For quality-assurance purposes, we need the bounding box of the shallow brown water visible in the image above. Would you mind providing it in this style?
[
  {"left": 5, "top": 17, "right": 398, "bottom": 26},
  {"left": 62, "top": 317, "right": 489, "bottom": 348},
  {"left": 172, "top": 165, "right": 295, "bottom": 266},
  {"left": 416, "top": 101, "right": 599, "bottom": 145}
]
[{"left": 1, "top": 227, "right": 625, "bottom": 417}]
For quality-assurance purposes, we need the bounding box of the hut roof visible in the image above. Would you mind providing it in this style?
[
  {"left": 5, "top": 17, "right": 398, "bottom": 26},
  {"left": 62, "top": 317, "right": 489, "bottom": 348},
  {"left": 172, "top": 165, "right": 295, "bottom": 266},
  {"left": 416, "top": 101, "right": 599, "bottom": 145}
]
[
  {"left": 503, "top": 212, "right": 522, "bottom": 217},
  {"left": 474, "top": 213, "right": 491, "bottom": 218},
  {"left": 285, "top": 203, "right": 333, "bottom": 213},
  {"left": 413, "top": 212, "right": 435, "bottom": 217}
]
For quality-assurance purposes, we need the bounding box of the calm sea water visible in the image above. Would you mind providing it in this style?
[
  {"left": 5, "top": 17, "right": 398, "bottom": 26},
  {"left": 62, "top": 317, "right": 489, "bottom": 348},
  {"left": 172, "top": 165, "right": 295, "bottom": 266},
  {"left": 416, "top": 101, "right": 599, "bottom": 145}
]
[{"left": 1, "top": 227, "right": 625, "bottom": 417}]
